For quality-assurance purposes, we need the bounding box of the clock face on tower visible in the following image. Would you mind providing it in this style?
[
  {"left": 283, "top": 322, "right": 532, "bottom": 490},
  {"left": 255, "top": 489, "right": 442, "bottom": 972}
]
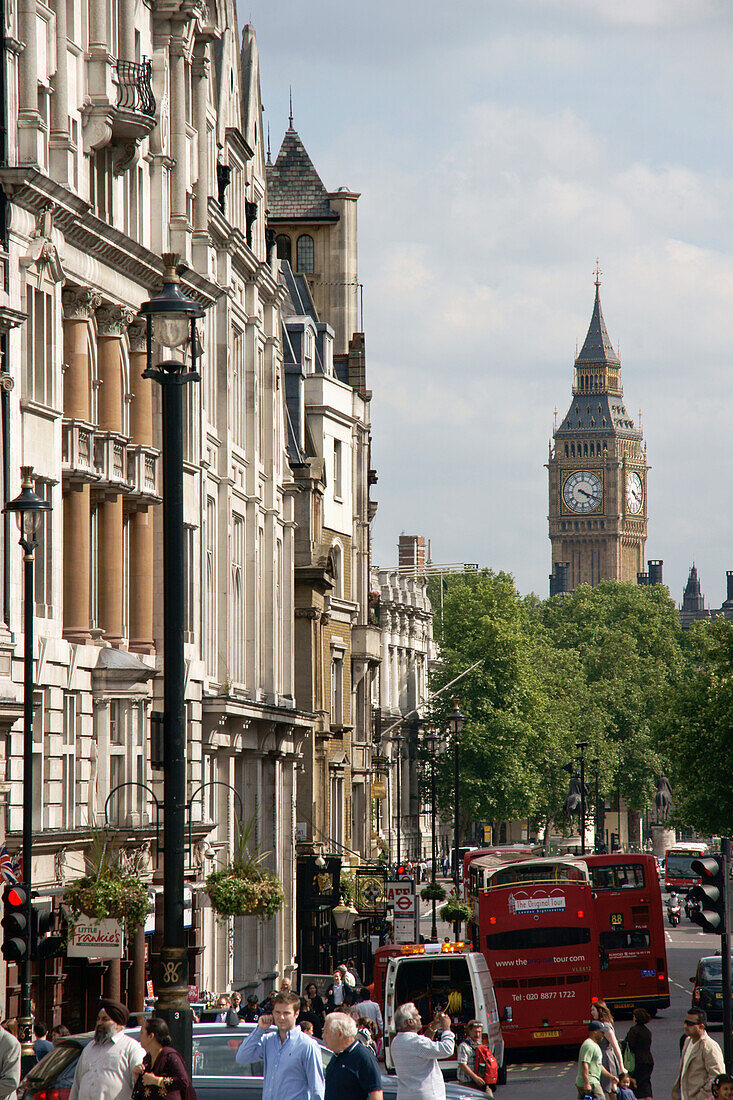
[
  {"left": 562, "top": 470, "right": 603, "bottom": 514},
  {"left": 626, "top": 470, "right": 643, "bottom": 514}
]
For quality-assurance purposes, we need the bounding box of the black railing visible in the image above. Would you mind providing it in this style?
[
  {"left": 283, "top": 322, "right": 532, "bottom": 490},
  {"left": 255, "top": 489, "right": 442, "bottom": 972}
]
[{"left": 116, "top": 57, "right": 156, "bottom": 117}]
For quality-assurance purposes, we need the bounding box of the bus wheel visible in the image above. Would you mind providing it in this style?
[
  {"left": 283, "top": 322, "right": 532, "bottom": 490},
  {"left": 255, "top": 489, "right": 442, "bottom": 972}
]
[{"left": 647, "top": 1007, "right": 657, "bottom": 1018}]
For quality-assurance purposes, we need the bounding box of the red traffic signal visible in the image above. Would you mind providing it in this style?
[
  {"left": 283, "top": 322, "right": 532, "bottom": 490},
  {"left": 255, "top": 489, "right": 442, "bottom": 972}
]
[{"left": 1, "top": 883, "right": 31, "bottom": 962}]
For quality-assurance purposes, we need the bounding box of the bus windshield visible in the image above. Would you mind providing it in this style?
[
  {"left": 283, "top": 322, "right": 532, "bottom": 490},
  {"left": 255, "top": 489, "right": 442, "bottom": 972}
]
[
  {"left": 589, "top": 863, "right": 646, "bottom": 890},
  {"left": 488, "top": 861, "right": 588, "bottom": 888},
  {"left": 666, "top": 854, "right": 702, "bottom": 879}
]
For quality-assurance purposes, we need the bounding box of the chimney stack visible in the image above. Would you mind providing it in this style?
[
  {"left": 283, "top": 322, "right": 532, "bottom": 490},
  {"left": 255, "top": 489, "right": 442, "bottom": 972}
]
[
  {"left": 398, "top": 535, "right": 426, "bottom": 576},
  {"left": 648, "top": 560, "right": 664, "bottom": 586}
]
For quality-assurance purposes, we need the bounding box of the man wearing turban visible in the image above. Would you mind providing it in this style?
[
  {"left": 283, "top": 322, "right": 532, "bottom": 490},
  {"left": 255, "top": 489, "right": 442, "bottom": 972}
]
[{"left": 68, "top": 1000, "right": 145, "bottom": 1100}]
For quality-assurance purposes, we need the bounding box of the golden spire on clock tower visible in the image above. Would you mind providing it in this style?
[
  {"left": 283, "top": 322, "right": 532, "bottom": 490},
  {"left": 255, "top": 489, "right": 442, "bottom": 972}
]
[{"left": 547, "top": 272, "right": 648, "bottom": 593}]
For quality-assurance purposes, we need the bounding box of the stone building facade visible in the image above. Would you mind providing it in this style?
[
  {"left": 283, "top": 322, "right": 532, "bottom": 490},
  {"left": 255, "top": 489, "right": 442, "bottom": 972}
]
[
  {"left": 0, "top": 2, "right": 305, "bottom": 1022},
  {"left": 548, "top": 277, "right": 648, "bottom": 592},
  {"left": 371, "top": 552, "right": 436, "bottom": 862},
  {"left": 271, "top": 125, "right": 379, "bottom": 875}
]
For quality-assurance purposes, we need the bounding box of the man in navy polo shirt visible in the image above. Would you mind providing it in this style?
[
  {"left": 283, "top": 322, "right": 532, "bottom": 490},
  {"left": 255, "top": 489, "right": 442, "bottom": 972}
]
[{"left": 323, "top": 1012, "right": 383, "bottom": 1100}]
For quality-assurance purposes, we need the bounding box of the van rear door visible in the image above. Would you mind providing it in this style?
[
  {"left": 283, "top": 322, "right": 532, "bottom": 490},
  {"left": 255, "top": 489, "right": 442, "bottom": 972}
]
[
  {"left": 383, "top": 950, "right": 504, "bottom": 1075},
  {"left": 466, "top": 951, "right": 505, "bottom": 1073}
]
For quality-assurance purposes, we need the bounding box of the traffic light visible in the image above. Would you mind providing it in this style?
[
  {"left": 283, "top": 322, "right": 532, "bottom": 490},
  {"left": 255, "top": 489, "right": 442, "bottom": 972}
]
[
  {"left": 1, "top": 884, "right": 31, "bottom": 962},
  {"left": 33, "top": 904, "right": 64, "bottom": 961},
  {"left": 688, "top": 856, "right": 727, "bottom": 933}
]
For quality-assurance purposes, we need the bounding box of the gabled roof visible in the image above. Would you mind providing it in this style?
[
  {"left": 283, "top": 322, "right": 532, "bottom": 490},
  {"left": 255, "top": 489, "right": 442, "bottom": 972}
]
[
  {"left": 266, "top": 127, "right": 339, "bottom": 221},
  {"left": 575, "top": 282, "right": 620, "bottom": 366}
]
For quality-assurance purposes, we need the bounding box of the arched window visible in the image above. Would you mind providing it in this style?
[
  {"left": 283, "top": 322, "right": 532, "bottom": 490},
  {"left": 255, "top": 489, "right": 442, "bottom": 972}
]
[
  {"left": 564, "top": 444, "right": 569, "bottom": 457},
  {"left": 275, "top": 235, "right": 291, "bottom": 262},
  {"left": 296, "top": 234, "right": 314, "bottom": 273}
]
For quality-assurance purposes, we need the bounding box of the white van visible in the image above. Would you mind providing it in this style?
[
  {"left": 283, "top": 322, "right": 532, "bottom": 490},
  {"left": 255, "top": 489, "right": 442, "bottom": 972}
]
[{"left": 382, "top": 945, "right": 506, "bottom": 1085}]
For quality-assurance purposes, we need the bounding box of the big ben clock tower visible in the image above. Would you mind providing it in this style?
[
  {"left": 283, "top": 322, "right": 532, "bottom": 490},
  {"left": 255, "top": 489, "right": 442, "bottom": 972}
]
[{"left": 548, "top": 271, "right": 648, "bottom": 590}]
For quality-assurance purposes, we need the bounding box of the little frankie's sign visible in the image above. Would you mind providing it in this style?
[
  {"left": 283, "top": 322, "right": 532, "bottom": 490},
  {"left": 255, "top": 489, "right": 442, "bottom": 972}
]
[{"left": 67, "top": 918, "right": 124, "bottom": 958}]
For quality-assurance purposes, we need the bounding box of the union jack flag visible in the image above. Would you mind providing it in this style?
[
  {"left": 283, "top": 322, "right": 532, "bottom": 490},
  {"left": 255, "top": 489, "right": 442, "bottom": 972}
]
[{"left": 0, "top": 844, "right": 19, "bottom": 885}]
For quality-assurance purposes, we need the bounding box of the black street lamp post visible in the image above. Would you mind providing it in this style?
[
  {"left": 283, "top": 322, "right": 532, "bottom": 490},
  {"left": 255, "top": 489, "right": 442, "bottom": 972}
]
[
  {"left": 140, "top": 255, "right": 205, "bottom": 1075},
  {"left": 3, "top": 466, "right": 50, "bottom": 1070},
  {"left": 425, "top": 724, "right": 439, "bottom": 942},
  {"left": 576, "top": 741, "right": 588, "bottom": 855},
  {"left": 448, "top": 699, "right": 466, "bottom": 899},
  {"left": 394, "top": 731, "right": 406, "bottom": 865}
]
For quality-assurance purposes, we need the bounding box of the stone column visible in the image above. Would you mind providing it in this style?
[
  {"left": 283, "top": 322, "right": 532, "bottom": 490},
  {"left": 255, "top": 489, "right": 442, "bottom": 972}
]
[
  {"left": 61, "top": 289, "right": 100, "bottom": 644},
  {"left": 128, "top": 321, "right": 155, "bottom": 653},
  {"left": 96, "top": 306, "right": 134, "bottom": 647},
  {"left": 128, "top": 322, "right": 152, "bottom": 446},
  {"left": 169, "top": 33, "right": 190, "bottom": 258},
  {"left": 49, "top": 0, "right": 71, "bottom": 183},
  {"left": 192, "top": 40, "right": 210, "bottom": 235},
  {"left": 17, "top": 0, "right": 41, "bottom": 165}
]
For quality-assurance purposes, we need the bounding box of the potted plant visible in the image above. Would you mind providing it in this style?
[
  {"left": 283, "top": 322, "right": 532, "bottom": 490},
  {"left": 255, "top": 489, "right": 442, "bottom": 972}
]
[
  {"left": 63, "top": 829, "right": 152, "bottom": 934},
  {"left": 439, "top": 891, "right": 472, "bottom": 926},
  {"left": 206, "top": 818, "right": 285, "bottom": 922},
  {"left": 421, "top": 882, "right": 446, "bottom": 902}
]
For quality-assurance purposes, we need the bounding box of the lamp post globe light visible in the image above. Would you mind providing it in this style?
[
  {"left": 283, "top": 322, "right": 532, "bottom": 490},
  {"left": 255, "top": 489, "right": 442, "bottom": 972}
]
[
  {"left": 3, "top": 466, "right": 51, "bottom": 1070},
  {"left": 424, "top": 724, "right": 440, "bottom": 942},
  {"left": 139, "top": 255, "right": 207, "bottom": 1074}
]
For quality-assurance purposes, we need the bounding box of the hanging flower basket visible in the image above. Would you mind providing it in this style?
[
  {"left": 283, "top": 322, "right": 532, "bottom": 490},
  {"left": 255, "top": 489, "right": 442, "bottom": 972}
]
[
  {"left": 439, "top": 893, "right": 472, "bottom": 925},
  {"left": 63, "top": 870, "right": 151, "bottom": 933},
  {"left": 421, "top": 883, "right": 447, "bottom": 902},
  {"left": 206, "top": 867, "right": 284, "bottom": 921},
  {"left": 205, "top": 816, "right": 285, "bottom": 921},
  {"left": 62, "top": 827, "right": 152, "bottom": 934}
]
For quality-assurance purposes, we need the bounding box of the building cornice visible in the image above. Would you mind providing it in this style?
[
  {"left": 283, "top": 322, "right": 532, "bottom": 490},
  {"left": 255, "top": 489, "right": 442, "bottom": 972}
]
[{"left": 0, "top": 168, "right": 222, "bottom": 306}]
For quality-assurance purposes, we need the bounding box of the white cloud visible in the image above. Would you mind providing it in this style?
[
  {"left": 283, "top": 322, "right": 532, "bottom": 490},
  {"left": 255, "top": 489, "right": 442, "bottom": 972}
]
[{"left": 247, "top": 0, "right": 733, "bottom": 602}]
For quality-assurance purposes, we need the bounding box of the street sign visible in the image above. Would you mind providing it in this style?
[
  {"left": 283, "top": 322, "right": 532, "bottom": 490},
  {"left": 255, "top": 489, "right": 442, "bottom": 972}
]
[
  {"left": 67, "top": 918, "right": 123, "bottom": 958},
  {"left": 394, "top": 917, "right": 415, "bottom": 944},
  {"left": 372, "top": 780, "right": 387, "bottom": 800},
  {"left": 386, "top": 880, "right": 415, "bottom": 915},
  {"left": 355, "top": 867, "right": 387, "bottom": 914}
]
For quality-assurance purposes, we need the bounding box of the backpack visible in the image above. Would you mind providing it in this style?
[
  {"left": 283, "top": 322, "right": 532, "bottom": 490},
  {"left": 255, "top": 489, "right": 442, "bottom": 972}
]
[{"left": 474, "top": 1043, "right": 499, "bottom": 1086}]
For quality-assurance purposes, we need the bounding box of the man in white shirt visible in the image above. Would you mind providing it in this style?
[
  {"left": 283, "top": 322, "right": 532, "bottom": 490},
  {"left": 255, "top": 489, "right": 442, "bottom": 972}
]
[
  {"left": 69, "top": 1000, "right": 145, "bottom": 1100},
  {"left": 390, "top": 1003, "right": 454, "bottom": 1100}
]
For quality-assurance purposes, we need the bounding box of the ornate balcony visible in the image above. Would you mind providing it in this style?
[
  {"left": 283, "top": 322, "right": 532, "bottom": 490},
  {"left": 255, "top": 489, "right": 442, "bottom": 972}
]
[
  {"left": 83, "top": 56, "right": 157, "bottom": 173},
  {"left": 93, "top": 431, "right": 132, "bottom": 496},
  {"left": 62, "top": 419, "right": 101, "bottom": 487},
  {"left": 116, "top": 60, "right": 156, "bottom": 118},
  {"left": 126, "top": 445, "right": 162, "bottom": 510}
]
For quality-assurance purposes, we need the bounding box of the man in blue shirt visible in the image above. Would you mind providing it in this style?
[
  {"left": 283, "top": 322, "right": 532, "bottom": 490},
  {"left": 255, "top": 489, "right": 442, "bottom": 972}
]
[
  {"left": 323, "top": 1012, "right": 382, "bottom": 1100},
  {"left": 236, "top": 991, "right": 325, "bottom": 1100}
]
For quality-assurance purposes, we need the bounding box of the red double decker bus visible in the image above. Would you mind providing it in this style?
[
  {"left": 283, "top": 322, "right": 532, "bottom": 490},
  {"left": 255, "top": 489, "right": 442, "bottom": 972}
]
[
  {"left": 468, "top": 856, "right": 601, "bottom": 1048},
  {"left": 583, "top": 853, "right": 669, "bottom": 1015},
  {"left": 664, "top": 842, "right": 709, "bottom": 893}
]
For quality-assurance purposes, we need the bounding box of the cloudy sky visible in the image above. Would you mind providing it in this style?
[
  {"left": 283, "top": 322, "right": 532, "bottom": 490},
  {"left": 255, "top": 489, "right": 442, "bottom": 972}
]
[{"left": 243, "top": 0, "right": 733, "bottom": 604}]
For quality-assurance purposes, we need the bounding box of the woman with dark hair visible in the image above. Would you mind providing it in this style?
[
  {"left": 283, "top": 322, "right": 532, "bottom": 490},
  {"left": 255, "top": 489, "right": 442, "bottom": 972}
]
[
  {"left": 591, "top": 1001, "right": 624, "bottom": 1099},
  {"left": 133, "top": 1017, "right": 198, "bottom": 1100},
  {"left": 624, "top": 1006, "right": 654, "bottom": 1099},
  {"left": 304, "top": 982, "right": 326, "bottom": 1020}
]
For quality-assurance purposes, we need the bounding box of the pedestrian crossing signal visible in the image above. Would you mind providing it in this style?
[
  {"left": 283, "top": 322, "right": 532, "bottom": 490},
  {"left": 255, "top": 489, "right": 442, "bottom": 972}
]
[{"left": 1, "top": 884, "right": 31, "bottom": 962}]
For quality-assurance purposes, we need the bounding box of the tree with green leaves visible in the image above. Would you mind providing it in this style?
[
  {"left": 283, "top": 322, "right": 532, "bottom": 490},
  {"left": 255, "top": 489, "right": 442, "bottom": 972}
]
[
  {"left": 657, "top": 615, "right": 733, "bottom": 836},
  {"left": 426, "top": 574, "right": 684, "bottom": 847},
  {"left": 427, "top": 570, "right": 604, "bottom": 843},
  {"left": 541, "top": 581, "right": 683, "bottom": 827}
]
